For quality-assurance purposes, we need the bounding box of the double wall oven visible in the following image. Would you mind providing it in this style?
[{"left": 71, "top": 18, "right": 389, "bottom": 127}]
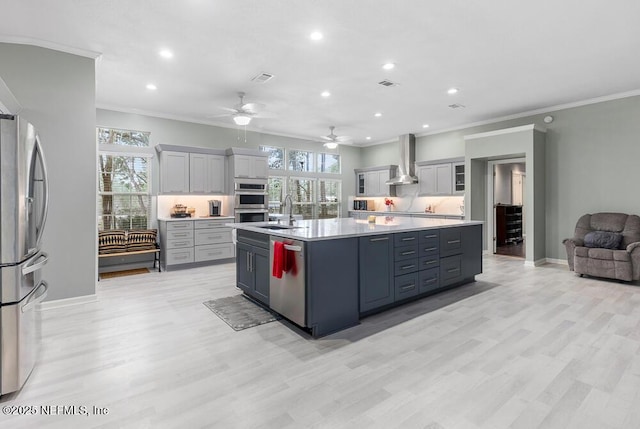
[{"left": 234, "top": 178, "right": 269, "bottom": 222}]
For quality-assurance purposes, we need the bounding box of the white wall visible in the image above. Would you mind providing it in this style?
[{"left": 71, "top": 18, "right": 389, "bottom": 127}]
[{"left": 0, "top": 43, "right": 96, "bottom": 301}]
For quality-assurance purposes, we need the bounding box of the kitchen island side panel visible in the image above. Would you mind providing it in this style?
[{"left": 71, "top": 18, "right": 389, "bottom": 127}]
[{"left": 306, "top": 238, "right": 360, "bottom": 337}]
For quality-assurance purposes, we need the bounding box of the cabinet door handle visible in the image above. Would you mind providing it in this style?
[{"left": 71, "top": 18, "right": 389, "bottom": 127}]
[
  {"left": 401, "top": 250, "right": 416, "bottom": 256},
  {"left": 424, "top": 247, "right": 437, "bottom": 252},
  {"left": 250, "top": 253, "right": 253, "bottom": 272},
  {"left": 423, "top": 278, "right": 438, "bottom": 284},
  {"left": 447, "top": 267, "right": 460, "bottom": 273},
  {"left": 447, "top": 239, "right": 461, "bottom": 244},
  {"left": 370, "top": 237, "right": 389, "bottom": 242},
  {"left": 401, "top": 284, "right": 416, "bottom": 290},
  {"left": 246, "top": 253, "right": 251, "bottom": 272},
  {"left": 424, "top": 260, "right": 437, "bottom": 265},
  {"left": 424, "top": 234, "right": 437, "bottom": 239},
  {"left": 401, "top": 237, "right": 416, "bottom": 241},
  {"left": 401, "top": 264, "right": 416, "bottom": 270}
]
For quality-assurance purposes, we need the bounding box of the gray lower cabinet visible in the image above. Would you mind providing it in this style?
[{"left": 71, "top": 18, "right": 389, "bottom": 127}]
[
  {"left": 236, "top": 231, "right": 270, "bottom": 305},
  {"left": 359, "top": 235, "right": 394, "bottom": 312}
]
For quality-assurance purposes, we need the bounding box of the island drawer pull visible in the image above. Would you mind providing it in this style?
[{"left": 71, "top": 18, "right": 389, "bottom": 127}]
[
  {"left": 424, "top": 234, "right": 437, "bottom": 239},
  {"left": 424, "top": 260, "right": 438, "bottom": 265},
  {"left": 284, "top": 244, "right": 302, "bottom": 252},
  {"left": 447, "top": 239, "right": 461, "bottom": 244},
  {"left": 401, "top": 237, "right": 416, "bottom": 241},
  {"left": 423, "top": 247, "right": 437, "bottom": 252},
  {"left": 401, "top": 250, "right": 416, "bottom": 256},
  {"left": 401, "top": 264, "right": 416, "bottom": 270},
  {"left": 370, "top": 237, "right": 389, "bottom": 242},
  {"left": 401, "top": 284, "right": 416, "bottom": 290},
  {"left": 423, "top": 278, "right": 438, "bottom": 284},
  {"left": 447, "top": 267, "right": 460, "bottom": 273}
]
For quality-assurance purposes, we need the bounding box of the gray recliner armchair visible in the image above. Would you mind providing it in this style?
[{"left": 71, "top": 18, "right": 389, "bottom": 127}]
[{"left": 563, "top": 212, "right": 640, "bottom": 281}]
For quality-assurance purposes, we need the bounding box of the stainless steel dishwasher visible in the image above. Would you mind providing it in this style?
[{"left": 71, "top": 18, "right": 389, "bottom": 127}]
[{"left": 269, "top": 238, "right": 306, "bottom": 327}]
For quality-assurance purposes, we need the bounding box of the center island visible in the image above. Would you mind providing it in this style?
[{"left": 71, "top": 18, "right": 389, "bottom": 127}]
[{"left": 227, "top": 216, "right": 483, "bottom": 337}]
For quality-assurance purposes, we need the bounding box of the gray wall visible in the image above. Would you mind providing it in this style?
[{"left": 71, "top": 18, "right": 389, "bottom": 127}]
[
  {"left": 96, "top": 109, "right": 361, "bottom": 217},
  {"left": 0, "top": 43, "right": 96, "bottom": 301},
  {"left": 361, "top": 95, "right": 640, "bottom": 261}
]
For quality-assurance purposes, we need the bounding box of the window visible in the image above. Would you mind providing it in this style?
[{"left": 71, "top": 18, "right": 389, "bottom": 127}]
[
  {"left": 317, "top": 153, "right": 341, "bottom": 174},
  {"left": 317, "top": 179, "right": 341, "bottom": 219},
  {"left": 288, "top": 177, "right": 315, "bottom": 219},
  {"left": 287, "top": 149, "right": 314, "bottom": 172},
  {"left": 268, "top": 176, "right": 285, "bottom": 215},
  {"left": 260, "top": 145, "right": 285, "bottom": 170},
  {"left": 97, "top": 128, "right": 152, "bottom": 230}
]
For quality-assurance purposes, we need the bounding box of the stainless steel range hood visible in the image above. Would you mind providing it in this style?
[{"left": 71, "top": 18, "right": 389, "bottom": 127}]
[{"left": 385, "top": 134, "right": 418, "bottom": 185}]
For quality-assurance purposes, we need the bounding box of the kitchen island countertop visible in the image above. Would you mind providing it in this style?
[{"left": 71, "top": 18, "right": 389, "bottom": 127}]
[{"left": 226, "top": 216, "right": 482, "bottom": 242}]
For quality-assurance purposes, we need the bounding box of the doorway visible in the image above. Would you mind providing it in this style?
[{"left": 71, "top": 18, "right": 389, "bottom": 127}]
[{"left": 489, "top": 160, "right": 526, "bottom": 258}]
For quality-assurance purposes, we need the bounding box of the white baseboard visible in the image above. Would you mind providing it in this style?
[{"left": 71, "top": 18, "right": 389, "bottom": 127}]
[
  {"left": 38, "top": 294, "right": 97, "bottom": 311},
  {"left": 524, "top": 258, "right": 547, "bottom": 267},
  {"left": 545, "top": 258, "right": 569, "bottom": 266}
]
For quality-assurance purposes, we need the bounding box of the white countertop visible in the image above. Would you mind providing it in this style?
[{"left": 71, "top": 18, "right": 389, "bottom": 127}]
[
  {"left": 158, "top": 216, "right": 234, "bottom": 221},
  {"left": 226, "top": 217, "right": 482, "bottom": 241},
  {"left": 349, "top": 210, "right": 464, "bottom": 218}
]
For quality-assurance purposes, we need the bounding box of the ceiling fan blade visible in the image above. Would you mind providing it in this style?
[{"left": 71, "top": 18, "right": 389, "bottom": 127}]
[
  {"left": 336, "top": 136, "right": 352, "bottom": 142},
  {"left": 321, "top": 135, "right": 335, "bottom": 141},
  {"left": 240, "top": 102, "right": 265, "bottom": 112},
  {"left": 214, "top": 106, "right": 239, "bottom": 114}
]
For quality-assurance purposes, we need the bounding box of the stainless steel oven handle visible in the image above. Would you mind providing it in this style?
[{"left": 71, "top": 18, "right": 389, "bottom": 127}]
[
  {"left": 22, "top": 281, "right": 48, "bottom": 313},
  {"left": 22, "top": 251, "right": 49, "bottom": 275},
  {"left": 283, "top": 245, "right": 302, "bottom": 252}
]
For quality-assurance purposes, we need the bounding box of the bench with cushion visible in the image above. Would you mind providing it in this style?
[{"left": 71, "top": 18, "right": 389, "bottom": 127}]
[
  {"left": 563, "top": 212, "right": 640, "bottom": 281},
  {"left": 98, "top": 229, "right": 161, "bottom": 273}
]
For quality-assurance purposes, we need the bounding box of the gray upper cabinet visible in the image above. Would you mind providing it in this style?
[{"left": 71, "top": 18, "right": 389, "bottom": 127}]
[
  {"left": 229, "top": 154, "right": 268, "bottom": 179},
  {"left": 159, "top": 151, "right": 190, "bottom": 193},
  {"left": 416, "top": 158, "right": 464, "bottom": 196},
  {"left": 189, "top": 153, "right": 225, "bottom": 193},
  {"left": 156, "top": 144, "right": 227, "bottom": 194},
  {"left": 354, "top": 165, "right": 397, "bottom": 197}
]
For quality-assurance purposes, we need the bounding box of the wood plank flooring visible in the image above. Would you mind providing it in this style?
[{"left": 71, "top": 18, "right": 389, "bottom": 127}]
[{"left": 2, "top": 255, "right": 640, "bottom": 428}]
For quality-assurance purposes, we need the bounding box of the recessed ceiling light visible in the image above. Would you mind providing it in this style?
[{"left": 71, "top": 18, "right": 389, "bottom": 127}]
[
  {"left": 374, "top": 112, "right": 382, "bottom": 117},
  {"left": 382, "top": 63, "right": 395, "bottom": 70},
  {"left": 146, "top": 83, "right": 157, "bottom": 90},
  {"left": 310, "top": 31, "right": 323, "bottom": 41},
  {"left": 447, "top": 88, "right": 459, "bottom": 95},
  {"left": 321, "top": 91, "right": 331, "bottom": 97},
  {"left": 159, "top": 49, "right": 173, "bottom": 59},
  {"left": 366, "top": 137, "right": 371, "bottom": 140},
  {"left": 422, "top": 124, "right": 430, "bottom": 128}
]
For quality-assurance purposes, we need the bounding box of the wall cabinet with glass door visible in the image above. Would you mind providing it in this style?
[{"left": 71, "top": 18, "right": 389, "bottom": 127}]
[{"left": 416, "top": 158, "right": 464, "bottom": 196}]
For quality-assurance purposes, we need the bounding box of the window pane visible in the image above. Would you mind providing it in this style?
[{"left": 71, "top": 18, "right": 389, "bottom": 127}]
[
  {"left": 268, "top": 177, "right": 285, "bottom": 214},
  {"left": 292, "top": 204, "right": 315, "bottom": 220},
  {"left": 260, "top": 146, "right": 285, "bottom": 170},
  {"left": 318, "top": 180, "right": 340, "bottom": 203},
  {"left": 288, "top": 178, "right": 314, "bottom": 203},
  {"left": 98, "top": 128, "right": 150, "bottom": 147},
  {"left": 318, "top": 204, "right": 340, "bottom": 219},
  {"left": 287, "top": 150, "right": 314, "bottom": 172},
  {"left": 317, "top": 153, "right": 341, "bottom": 173}
]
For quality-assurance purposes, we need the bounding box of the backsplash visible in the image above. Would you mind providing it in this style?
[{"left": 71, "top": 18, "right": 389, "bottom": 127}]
[{"left": 351, "top": 185, "right": 464, "bottom": 215}]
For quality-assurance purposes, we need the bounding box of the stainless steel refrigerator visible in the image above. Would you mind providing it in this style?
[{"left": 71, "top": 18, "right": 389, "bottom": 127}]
[{"left": 0, "top": 114, "right": 49, "bottom": 395}]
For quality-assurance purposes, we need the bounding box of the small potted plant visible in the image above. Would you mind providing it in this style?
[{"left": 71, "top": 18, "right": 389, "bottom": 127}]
[{"left": 384, "top": 198, "right": 394, "bottom": 212}]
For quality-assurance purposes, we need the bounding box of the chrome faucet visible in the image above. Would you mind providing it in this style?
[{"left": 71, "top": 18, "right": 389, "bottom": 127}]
[{"left": 284, "top": 194, "right": 295, "bottom": 226}]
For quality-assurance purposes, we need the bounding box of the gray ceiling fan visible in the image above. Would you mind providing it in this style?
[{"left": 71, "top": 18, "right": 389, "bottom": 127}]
[
  {"left": 211, "top": 92, "right": 275, "bottom": 125},
  {"left": 321, "top": 126, "right": 351, "bottom": 148}
]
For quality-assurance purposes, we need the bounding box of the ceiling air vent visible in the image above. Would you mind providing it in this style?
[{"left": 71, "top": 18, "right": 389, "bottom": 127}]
[
  {"left": 378, "top": 80, "right": 399, "bottom": 87},
  {"left": 251, "top": 72, "right": 275, "bottom": 83},
  {"left": 448, "top": 103, "right": 466, "bottom": 109}
]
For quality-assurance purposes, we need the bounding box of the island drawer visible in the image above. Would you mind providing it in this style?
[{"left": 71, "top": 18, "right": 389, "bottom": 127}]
[
  {"left": 166, "top": 229, "right": 194, "bottom": 240},
  {"left": 166, "top": 238, "right": 194, "bottom": 249},
  {"left": 195, "top": 228, "right": 232, "bottom": 245},
  {"left": 394, "top": 244, "right": 419, "bottom": 261},
  {"left": 394, "top": 258, "right": 419, "bottom": 276},
  {"left": 166, "top": 248, "right": 194, "bottom": 265},
  {"left": 419, "top": 268, "right": 440, "bottom": 294},
  {"left": 419, "top": 256, "right": 439, "bottom": 270},
  {"left": 394, "top": 231, "right": 419, "bottom": 246},
  {"left": 195, "top": 243, "right": 234, "bottom": 262},
  {"left": 440, "top": 228, "right": 463, "bottom": 257},
  {"left": 167, "top": 221, "right": 194, "bottom": 231},
  {"left": 394, "top": 272, "right": 420, "bottom": 300},
  {"left": 419, "top": 230, "right": 440, "bottom": 242},
  {"left": 440, "top": 255, "right": 462, "bottom": 285},
  {"left": 419, "top": 238, "right": 439, "bottom": 257}
]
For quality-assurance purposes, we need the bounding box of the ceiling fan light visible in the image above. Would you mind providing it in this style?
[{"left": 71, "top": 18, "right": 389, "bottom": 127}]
[
  {"left": 324, "top": 142, "right": 338, "bottom": 149},
  {"left": 233, "top": 115, "right": 251, "bottom": 126}
]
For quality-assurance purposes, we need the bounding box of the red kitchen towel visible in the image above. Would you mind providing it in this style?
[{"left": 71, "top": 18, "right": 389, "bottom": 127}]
[
  {"left": 272, "top": 241, "right": 284, "bottom": 279},
  {"left": 284, "top": 246, "right": 298, "bottom": 276}
]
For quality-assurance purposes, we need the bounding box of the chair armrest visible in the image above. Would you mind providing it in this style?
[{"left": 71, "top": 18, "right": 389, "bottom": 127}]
[
  {"left": 562, "top": 238, "right": 583, "bottom": 271},
  {"left": 627, "top": 242, "right": 640, "bottom": 253},
  {"left": 562, "top": 238, "right": 584, "bottom": 246}
]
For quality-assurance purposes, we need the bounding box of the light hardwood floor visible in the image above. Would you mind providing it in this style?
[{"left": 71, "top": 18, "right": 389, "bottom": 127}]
[{"left": 2, "top": 255, "right": 640, "bottom": 429}]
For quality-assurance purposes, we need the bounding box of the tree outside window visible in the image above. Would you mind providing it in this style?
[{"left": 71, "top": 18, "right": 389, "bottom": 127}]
[
  {"left": 287, "top": 149, "right": 315, "bottom": 172},
  {"left": 288, "top": 177, "right": 315, "bottom": 219},
  {"left": 268, "top": 176, "right": 285, "bottom": 215},
  {"left": 260, "top": 145, "right": 285, "bottom": 170},
  {"left": 317, "top": 153, "right": 340, "bottom": 174}
]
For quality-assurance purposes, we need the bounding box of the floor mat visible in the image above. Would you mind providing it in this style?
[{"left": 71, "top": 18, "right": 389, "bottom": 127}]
[
  {"left": 99, "top": 268, "right": 150, "bottom": 280},
  {"left": 203, "top": 294, "right": 282, "bottom": 331}
]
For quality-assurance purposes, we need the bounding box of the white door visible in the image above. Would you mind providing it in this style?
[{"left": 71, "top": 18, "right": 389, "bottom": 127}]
[{"left": 512, "top": 172, "right": 524, "bottom": 206}]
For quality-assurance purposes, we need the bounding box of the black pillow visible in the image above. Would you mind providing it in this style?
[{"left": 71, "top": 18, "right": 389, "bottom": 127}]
[{"left": 584, "top": 231, "right": 623, "bottom": 249}]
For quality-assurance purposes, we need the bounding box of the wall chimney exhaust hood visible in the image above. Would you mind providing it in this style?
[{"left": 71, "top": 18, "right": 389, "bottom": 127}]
[{"left": 386, "top": 134, "right": 418, "bottom": 185}]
